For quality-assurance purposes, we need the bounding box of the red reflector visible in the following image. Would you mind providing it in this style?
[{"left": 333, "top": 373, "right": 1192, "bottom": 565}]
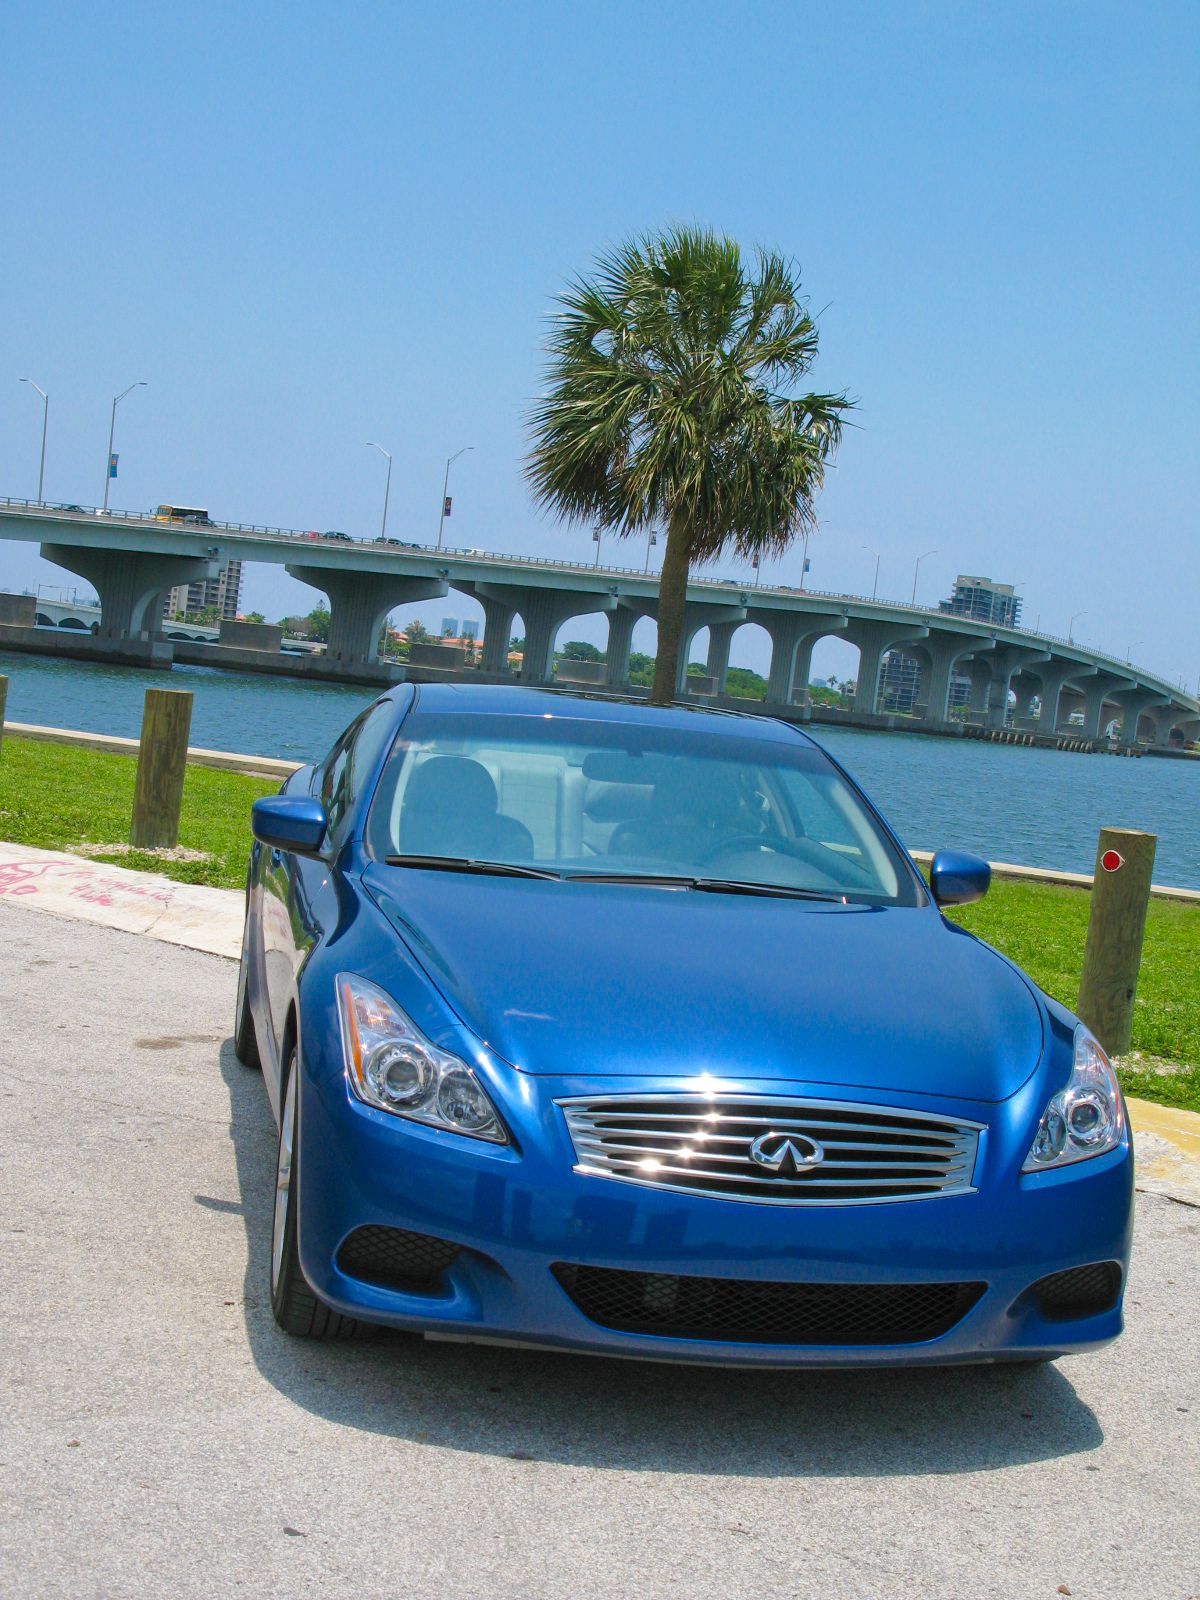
[{"left": 1100, "top": 849, "right": 1124, "bottom": 873}]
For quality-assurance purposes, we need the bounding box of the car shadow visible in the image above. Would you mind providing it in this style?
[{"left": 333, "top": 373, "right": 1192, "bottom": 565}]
[{"left": 215, "top": 1040, "right": 1104, "bottom": 1478}]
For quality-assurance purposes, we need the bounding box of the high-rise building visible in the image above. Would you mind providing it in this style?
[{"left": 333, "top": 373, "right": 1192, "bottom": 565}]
[
  {"left": 460, "top": 619, "right": 480, "bottom": 641},
  {"left": 878, "top": 650, "right": 922, "bottom": 713},
  {"left": 440, "top": 616, "right": 460, "bottom": 638},
  {"left": 163, "top": 558, "right": 243, "bottom": 622},
  {"left": 939, "top": 574, "right": 1023, "bottom": 628}
]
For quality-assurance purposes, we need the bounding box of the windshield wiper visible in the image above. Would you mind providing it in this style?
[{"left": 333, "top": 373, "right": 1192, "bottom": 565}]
[
  {"left": 564, "top": 871, "right": 844, "bottom": 902},
  {"left": 384, "top": 854, "right": 562, "bottom": 880}
]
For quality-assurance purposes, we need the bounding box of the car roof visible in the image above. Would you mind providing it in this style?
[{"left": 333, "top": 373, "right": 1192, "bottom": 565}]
[{"left": 396, "top": 681, "right": 817, "bottom": 747}]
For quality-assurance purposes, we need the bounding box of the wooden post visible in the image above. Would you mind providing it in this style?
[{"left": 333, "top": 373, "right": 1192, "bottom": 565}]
[
  {"left": 1077, "top": 827, "right": 1157, "bottom": 1057},
  {"left": 130, "top": 688, "right": 194, "bottom": 849},
  {"left": 0, "top": 674, "right": 7, "bottom": 755}
]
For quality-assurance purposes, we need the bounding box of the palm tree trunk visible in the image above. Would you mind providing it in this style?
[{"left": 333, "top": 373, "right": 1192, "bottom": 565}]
[{"left": 650, "top": 515, "right": 691, "bottom": 705}]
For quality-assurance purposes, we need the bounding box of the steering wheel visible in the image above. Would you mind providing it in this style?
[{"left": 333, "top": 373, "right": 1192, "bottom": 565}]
[{"left": 697, "top": 833, "right": 803, "bottom": 866}]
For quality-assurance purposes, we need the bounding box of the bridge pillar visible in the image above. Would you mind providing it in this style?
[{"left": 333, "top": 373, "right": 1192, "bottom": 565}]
[
  {"left": 1023, "top": 660, "right": 1096, "bottom": 731},
  {"left": 982, "top": 645, "right": 1052, "bottom": 729},
  {"left": 465, "top": 583, "right": 619, "bottom": 684},
  {"left": 42, "top": 542, "right": 213, "bottom": 642},
  {"left": 843, "top": 621, "right": 930, "bottom": 714},
  {"left": 752, "top": 611, "right": 849, "bottom": 705},
  {"left": 1108, "top": 688, "right": 1169, "bottom": 748},
  {"left": 916, "top": 637, "right": 991, "bottom": 723},
  {"left": 1078, "top": 672, "right": 1136, "bottom": 741},
  {"left": 677, "top": 602, "right": 748, "bottom": 694},
  {"left": 603, "top": 602, "right": 651, "bottom": 688},
  {"left": 286, "top": 565, "right": 449, "bottom": 666},
  {"left": 477, "top": 595, "right": 517, "bottom": 674},
  {"left": 705, "top": 621, "right": 740, "bottom": 695}
]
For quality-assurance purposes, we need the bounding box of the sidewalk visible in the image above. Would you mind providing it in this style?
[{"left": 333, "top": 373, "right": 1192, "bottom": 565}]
[
  {"left": 1, "top": 839, "right": 1195, "bottom": 1204},
  {"left": 0, "top": 840, "right": 241, "bottom": 959}
]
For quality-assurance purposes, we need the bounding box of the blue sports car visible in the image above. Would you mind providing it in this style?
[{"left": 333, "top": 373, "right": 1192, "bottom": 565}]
[{"left": 236, "top": 683, "right": 1133, "bottom": 1365}]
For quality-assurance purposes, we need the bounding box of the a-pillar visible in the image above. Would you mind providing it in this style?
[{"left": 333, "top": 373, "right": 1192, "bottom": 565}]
[
  {"left": 982, "top": 645, "right": 1051, "bottom": 730},
  {"left": 677, "top": 602, "right": 747, "bottom": 694},
  {"left": 1078, "top": 672, "right": 1136, "bottom": 741},
  {"left": 1109, "top": 689, "right": 1169, "bottom": 749},
  {"left": 286, "top": 564, "right": 449, "bottom": 666},
  {"left": 919, "top": 636, "right": 992, "bottom": 724},
  {"left": 1029, "top": 659, "right": 1097, "bottom": 732},
  {"left": 843, "top": 620, "right": 930, "bottom": 714},
  {"left": 42, "top": 541, "right": 214, "bottom": 642}
]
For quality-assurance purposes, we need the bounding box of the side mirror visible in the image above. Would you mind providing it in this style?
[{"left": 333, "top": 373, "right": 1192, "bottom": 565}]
[
  {"left": 929, "top": 849, "right": 991, "bottom": 907},
  {"left": 252, "top": 795, "right": 328, "bottom": 856}
]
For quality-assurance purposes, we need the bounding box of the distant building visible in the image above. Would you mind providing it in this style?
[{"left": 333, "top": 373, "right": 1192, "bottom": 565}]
[
  {"left": 878, "top": 650, "right": 922, "bottom": 713},
  {"left": 939, "top": 574, "right": 1022, "bottom": 629},
  {"left": 164, "top": 559, "right": 243, "bottom": 621},
  {"left": 440, "top": 616, "right": 459, "bottom": 638},
  {"left": 460, "top": 619, "right": 480, "bottom": 641}
]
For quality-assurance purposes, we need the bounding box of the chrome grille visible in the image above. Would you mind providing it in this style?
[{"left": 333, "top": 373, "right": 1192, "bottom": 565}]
[{"left": 558, "top": 1094, "right": 982, "bottom": 1206}]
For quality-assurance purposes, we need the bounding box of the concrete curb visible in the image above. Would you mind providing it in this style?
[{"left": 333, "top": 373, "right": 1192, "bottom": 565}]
[
  {"left": 0, "top": 841, "right": 242, "bottom": 959},
  {"left": 5, "top": 720, "right": 303, "bottom": 780}
]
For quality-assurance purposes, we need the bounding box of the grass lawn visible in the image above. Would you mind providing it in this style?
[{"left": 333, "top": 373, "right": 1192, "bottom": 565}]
[
  {"left": 1, "top": 733, "right": 1197, "bottom": 1109},
  {"left": 947, "top": 880, "right": 1200, "bottom": 1112},
  {"left": 0, "top": 734, "right": 277, "bottom": 891}
]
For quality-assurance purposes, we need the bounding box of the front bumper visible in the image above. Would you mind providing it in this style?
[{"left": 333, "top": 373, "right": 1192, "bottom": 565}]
[{"left": 294, "top": 1052, "right": 1134, "bottom": 1367}]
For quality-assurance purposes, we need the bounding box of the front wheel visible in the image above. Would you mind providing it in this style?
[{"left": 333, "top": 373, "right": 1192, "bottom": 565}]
[{"left": 270, "top": 1051, "right": 360, "bottom": 1339}]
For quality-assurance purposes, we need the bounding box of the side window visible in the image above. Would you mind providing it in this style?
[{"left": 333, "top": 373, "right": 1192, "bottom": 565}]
[{"left": 318, "top": 701, "right": 398, "bottom": 842}]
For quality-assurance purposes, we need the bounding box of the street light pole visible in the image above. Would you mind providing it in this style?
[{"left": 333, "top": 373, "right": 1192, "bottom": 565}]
[
  {"left": 1126, "top": 640, "right": 1142, "bottom": 665},
  {"left": 911, "top": 549, "right": 937, "bottom": 606},
  {"left": 644, "top": 530, "right": 657, "bottom": 572},
  {"left": 592, "top": 526, "right": 602, "bottom": 567},
  {"left": 862, "top": 544, "right": 880, "bottom": 601},
  {"left": 1068, "top": 610, "right": 1087, "bottom": 644},
  {"left": 18, "top": 379, "right": 49, "bottom": 504},
  {"left": 103, "top": 381, "right": 146, "bottom": 511},
  {"left": 437, "top": 446, "right": 473, "bottom": 550},
  {"left": 366, "top": 442, "right": 393, "bottom": 537}
]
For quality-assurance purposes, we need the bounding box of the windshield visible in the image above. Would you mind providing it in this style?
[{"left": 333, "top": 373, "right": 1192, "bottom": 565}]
[{"left": 364, "top": 711, "right": 921, "bottom": 906}]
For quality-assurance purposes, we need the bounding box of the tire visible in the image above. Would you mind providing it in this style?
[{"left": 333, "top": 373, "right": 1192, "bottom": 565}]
[
  {"left": 233, "top": 912, "right": 262, "bottom": 1069},
  {"left": 270, "top": 1050, "right": 361, "bottom": 1339}
]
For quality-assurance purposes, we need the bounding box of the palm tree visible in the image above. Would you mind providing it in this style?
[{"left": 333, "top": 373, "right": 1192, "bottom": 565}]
[{"left": 528, "top": 227, "right": 853, "bottom": 703}]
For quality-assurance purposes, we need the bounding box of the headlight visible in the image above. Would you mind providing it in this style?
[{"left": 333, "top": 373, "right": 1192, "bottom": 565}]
[
  {"left": 337, "top": 973, "right": 507, "bottom": 1144},
  {"left": 1022, "top": 1025, "right": 1125, "bottom": 1172}
]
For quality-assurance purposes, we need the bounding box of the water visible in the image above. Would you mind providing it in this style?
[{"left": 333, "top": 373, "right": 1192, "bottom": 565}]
[{"left": 3, "top": 649, "right": 1198, "bottom": 889}]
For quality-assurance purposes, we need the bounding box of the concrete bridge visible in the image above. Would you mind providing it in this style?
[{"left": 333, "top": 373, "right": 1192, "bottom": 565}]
[{"left": 0, "top": 498, "right": 1196, "bottom": 749}]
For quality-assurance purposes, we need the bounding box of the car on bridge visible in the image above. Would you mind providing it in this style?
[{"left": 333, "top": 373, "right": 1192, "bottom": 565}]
[{"left": 236, "top": 684, "right": 1133, "bottom": 1366}]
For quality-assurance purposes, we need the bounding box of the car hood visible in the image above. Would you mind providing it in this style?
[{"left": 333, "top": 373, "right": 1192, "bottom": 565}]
[{"left": 361, "top": 866, "right": 1044, "bottom": 1104}]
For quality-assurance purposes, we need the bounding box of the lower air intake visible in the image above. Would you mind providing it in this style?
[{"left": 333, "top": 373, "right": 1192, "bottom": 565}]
[
  {"left": 553, "top": 1263, "right": 985, "bottom": 1346},
  {"left": 1030, "top": 1262, "right": 1121, "bottom": 1320},
  {"left": 337, "top": 1226, "right": 460, "bottom": 1291}
]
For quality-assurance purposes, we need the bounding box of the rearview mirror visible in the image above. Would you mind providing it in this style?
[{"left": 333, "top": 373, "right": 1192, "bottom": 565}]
[
  {"left": 929, "top": 850, "right": 991, "bottom": 907},
  {"left": 251, "top": 795, "right": 328, "bottom": 856}
]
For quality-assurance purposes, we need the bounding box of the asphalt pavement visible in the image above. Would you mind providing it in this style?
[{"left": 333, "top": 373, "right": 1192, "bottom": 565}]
[{"left": 1, "top": 900, "right": 1196, "bottom": 1600}]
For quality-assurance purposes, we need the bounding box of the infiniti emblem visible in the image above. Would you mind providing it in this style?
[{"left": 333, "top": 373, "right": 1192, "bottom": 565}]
[{"left": 749, "top": 1131, "right": 825, "bottom": 1175}]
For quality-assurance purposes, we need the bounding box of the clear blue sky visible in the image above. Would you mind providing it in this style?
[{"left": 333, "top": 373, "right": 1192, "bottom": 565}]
[{"left": 2, "top": 0, "right": 1196, "bottom": 686}]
